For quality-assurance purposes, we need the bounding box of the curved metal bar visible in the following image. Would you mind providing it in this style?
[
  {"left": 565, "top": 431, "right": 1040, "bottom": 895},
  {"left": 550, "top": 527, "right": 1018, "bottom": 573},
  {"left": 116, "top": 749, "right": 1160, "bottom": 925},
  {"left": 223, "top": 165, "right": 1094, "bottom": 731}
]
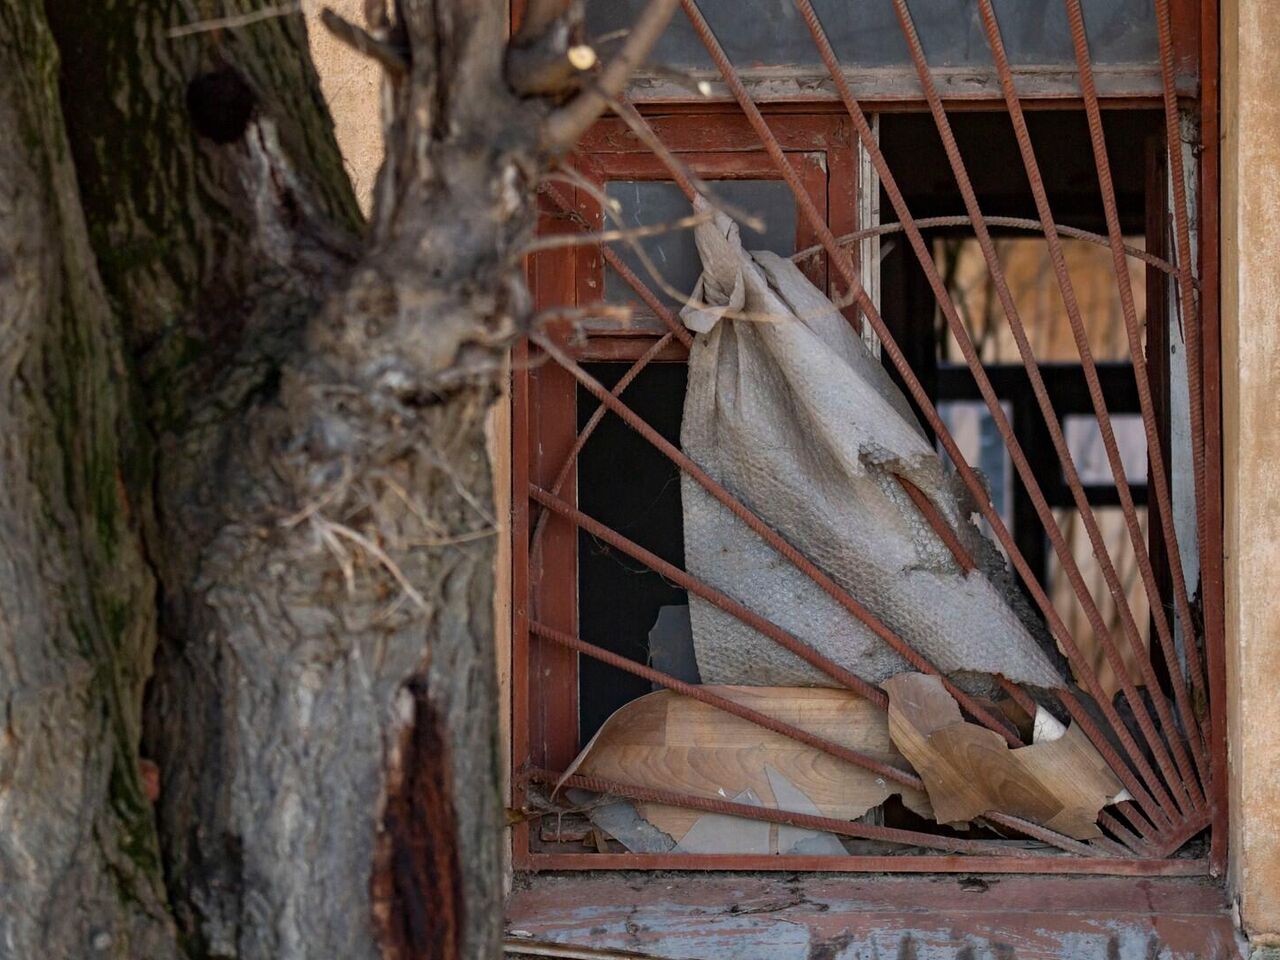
[
  {"left": 793, "top": 215, "right": 1186, "bottom": 280},
  {"left": 1153, "top": 0, "right": 1211, "bottom": 661}
]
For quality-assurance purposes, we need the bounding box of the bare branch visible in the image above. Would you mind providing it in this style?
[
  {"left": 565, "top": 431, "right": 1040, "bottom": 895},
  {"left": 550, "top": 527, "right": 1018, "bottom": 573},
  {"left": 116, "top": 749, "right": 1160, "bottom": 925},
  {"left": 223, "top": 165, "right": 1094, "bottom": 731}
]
[
  {"left": 520, "top": 208, "right": 712, "bottom": 254},
  {"left": 540, "top": 0, "right": 680, "bottom": 153},
  {"left": 320, "top": 7, "right": 407, "bottom": 78},
  {"left": 168, "top": 1, "right": 301, "bottom": 38},
  {"left": 608, "top": 95, "right": 765, "bottom": 231}
]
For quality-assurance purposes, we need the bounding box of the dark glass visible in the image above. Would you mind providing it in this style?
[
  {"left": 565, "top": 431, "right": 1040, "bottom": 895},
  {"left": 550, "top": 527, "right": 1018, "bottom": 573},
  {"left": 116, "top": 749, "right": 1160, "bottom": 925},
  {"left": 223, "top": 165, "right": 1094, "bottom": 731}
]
[{"left": 603, "top": 179, "right": 798, "bottom": 307}]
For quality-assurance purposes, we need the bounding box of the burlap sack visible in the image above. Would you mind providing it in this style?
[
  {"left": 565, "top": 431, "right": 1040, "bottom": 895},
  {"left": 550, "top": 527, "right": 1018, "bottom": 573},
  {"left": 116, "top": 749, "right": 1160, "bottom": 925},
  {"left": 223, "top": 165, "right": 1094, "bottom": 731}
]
[{"left": 679, "top": 202, "right": 1063, "bottom": 694}]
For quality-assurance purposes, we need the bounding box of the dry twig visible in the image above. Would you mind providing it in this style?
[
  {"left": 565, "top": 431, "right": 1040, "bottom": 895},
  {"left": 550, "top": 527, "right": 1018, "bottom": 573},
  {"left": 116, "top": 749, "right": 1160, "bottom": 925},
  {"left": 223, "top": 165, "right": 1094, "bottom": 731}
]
[
  {"left": 540, "top": 0, "right": 681, "bottom": 152},
  {"left": 168, "top": 1, "right": 301, "bottom": 38}
]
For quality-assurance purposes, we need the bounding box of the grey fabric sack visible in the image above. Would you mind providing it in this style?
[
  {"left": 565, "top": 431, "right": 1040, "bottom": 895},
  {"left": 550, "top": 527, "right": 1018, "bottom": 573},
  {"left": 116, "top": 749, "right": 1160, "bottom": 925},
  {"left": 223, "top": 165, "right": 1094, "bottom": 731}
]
[{"left": 678, "top": 201, "right": 1063, "bottom": 695}]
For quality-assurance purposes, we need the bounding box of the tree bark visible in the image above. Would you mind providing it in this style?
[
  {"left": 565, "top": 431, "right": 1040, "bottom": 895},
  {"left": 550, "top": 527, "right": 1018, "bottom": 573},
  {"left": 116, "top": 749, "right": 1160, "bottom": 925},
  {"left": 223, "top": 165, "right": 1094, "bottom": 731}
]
[
  {"left": 0, "top": 2, "right": 178, "bottom": 955},
  {"left": 2, "top": 0, "right": 673, "bottom": 955}
]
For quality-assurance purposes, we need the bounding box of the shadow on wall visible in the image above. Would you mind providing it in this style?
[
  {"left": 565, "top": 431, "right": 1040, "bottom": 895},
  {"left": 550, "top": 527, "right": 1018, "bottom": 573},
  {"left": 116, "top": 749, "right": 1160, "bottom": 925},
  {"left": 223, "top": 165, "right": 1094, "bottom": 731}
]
[{"left": 306, "top": 0, "right": 384, "bottom": 214}]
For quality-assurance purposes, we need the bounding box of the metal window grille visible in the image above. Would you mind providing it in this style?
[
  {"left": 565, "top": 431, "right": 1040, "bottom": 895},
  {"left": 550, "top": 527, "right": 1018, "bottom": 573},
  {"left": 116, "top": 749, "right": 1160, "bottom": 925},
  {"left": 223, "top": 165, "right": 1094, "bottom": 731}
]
[{"left": 512, "top": 0, "right": 1224, "bottom": 875}]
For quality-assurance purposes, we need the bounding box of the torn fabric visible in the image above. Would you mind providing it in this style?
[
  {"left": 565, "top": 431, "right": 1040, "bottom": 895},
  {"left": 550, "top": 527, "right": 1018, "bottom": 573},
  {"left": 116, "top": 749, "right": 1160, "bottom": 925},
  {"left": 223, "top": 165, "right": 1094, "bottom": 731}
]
[{"left": 679, "top": 200, "right": 1063, "bottom": 695}]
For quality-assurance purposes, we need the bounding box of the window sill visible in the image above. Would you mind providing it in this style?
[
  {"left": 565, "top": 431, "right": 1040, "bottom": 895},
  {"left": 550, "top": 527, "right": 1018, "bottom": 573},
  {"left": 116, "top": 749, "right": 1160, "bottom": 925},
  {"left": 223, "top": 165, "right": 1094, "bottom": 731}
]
[{"left": 505, "top": 873, "right": 1241, "bottom": 959}]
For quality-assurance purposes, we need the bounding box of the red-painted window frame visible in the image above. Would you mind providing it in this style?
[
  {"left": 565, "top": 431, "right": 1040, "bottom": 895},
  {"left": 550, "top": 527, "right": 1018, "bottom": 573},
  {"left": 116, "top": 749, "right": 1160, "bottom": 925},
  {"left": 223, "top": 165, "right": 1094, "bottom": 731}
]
[{"left": 507, "top": 0, "right": 1225, "bottom": 876}]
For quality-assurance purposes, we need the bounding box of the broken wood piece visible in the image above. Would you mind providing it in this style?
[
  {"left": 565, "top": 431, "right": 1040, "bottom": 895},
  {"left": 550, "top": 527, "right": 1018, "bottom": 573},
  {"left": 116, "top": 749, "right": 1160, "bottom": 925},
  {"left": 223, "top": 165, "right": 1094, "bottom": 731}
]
[
  {"left": 883, "top": 673, "right": 1122, "bottom": 840},
  {"left": 566, "top": 686, "right": 932, "bottom": 853}
]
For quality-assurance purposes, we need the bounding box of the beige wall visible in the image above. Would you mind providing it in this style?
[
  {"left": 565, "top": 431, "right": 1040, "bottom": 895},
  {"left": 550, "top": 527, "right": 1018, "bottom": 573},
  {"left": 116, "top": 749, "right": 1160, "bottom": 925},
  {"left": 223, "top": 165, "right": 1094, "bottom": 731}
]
[
  {"left": 306, "top": 0, "right": 383, "bottom": 213},
  {"left": 1222, "top": 0, "right": 1280, "bottom": 944}
]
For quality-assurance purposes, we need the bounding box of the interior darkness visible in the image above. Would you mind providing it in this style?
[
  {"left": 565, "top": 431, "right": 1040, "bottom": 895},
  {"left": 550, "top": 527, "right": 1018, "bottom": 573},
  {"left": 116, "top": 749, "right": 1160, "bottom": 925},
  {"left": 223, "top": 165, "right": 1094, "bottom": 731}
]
[
  {"left": 577, "top": 362, "right": 689, "bottom": 742},
  {"left": 877, "top": 109, "right": 1163, "bottom": 594},
  {"left": 576, "top": 109, "right": 1165, "bottom": 743}
]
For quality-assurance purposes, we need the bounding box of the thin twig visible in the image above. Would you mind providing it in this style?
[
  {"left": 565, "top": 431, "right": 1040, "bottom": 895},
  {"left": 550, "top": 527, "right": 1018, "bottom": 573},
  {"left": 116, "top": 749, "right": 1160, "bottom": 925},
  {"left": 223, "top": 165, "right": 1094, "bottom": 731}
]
[
  {"left": 168, "top": 1, "right": 302, "bottom": 38},
  {"left": 372, "top": 471, "right": 449, "bottom": 538},
  {"left": 539, "top": 176, "right": 818, "bottom": 325},
  {"left": 541, "top": 0, "right": 680, "bottom": 152},
  {"left": 608, "top": 95, "right": 765, "bottom": 231},
  {"left": 405, "top": 527, "right": 497, "bottom": 548},
  {"left": 314, "top": 518, "right": 428, "bottom": 612},
  {"left": 628, "top": 61, "right": 715, "bottom": 97},
  {"left": 279, "top": 459, "right": 354, "bottom": 528},
  {"left": 521, "top": 209, "right": 712, "bottom": 254},
  {"left": 532, "top": 303, "right": 637, "bottom": 329},
  {"left": 540, "top": 170, "right": 720, "bottom": 310}
]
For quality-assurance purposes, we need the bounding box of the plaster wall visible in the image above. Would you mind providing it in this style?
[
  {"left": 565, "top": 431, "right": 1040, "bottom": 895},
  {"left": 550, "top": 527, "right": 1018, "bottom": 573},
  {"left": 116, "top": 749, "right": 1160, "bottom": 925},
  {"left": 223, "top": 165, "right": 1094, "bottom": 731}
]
[{"left": 1221, "top": 0, "right": 1280, "bottom": 944}]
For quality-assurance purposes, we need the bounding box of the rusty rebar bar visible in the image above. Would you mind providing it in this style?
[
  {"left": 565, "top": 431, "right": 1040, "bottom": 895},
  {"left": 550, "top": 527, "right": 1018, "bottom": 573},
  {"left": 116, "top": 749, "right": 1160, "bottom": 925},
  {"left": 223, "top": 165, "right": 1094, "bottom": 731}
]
[
  {"left": 528, "top": 769, "right": 1102, "bottom": 858},
  {"left": 1065, "top": 0, "right": 1210, "bottom": 766},
  {"left": 531, "top": 483, "right": 890, "bottom": 707},
  {"left": 678, "top": 0, "right": 1183, "bottom": 828},
  {"left": 882, "top": 0, "right": 1205, "bottom": 805},
  {"left": 530, "top": 621, "right": 921, "bottom": 787}
]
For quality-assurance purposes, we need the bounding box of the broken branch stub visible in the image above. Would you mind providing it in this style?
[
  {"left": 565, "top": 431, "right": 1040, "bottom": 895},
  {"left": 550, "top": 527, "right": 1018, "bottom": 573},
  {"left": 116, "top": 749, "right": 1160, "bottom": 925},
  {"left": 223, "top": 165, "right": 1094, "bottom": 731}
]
[{"left": 883, "top": 673, "right": 1122, "bottom": 840}]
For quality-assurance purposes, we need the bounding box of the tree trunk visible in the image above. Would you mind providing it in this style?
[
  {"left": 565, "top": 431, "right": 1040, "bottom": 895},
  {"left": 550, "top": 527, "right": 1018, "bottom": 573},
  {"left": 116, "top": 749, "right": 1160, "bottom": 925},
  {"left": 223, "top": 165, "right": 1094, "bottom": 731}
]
[
  {"left": 4, "top": 0, "right": 532, "bottom": 955},
  {"left": 0, "top": 2, "right": 177, "bottom": 954},
  {"left": 2, "top": 0, "right": 672, "bottom": 954}
]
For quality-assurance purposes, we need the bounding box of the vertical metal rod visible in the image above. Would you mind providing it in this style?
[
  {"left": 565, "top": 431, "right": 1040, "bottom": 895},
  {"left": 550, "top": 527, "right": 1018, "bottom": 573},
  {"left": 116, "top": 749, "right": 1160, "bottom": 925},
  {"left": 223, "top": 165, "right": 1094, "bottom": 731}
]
[
  {"left": 1153, "top": 0, "right": 1213, "bottom": 715},
  {"left": 677, "top": 0, "right": 1182, "bottom": 826}
]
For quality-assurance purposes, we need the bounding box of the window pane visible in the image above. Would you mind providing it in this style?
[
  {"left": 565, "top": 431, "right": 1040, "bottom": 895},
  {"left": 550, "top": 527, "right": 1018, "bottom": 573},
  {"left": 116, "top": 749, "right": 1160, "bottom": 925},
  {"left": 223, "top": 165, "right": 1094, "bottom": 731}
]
[
  {"left": 587, "top": 0, "right": 1158, "bottom": 72},
  {"left": 603, "top": 179, "right": 798, "bottom": 309},
  {"left": 1047, "top": 506, "right": 1150, "bottom": 701},
  {"left": 1064, "top": 413, "right": 1147, "bottom": 485},
  {"left": 934, "top": 236, "right": 1146, "bottom": 364}
]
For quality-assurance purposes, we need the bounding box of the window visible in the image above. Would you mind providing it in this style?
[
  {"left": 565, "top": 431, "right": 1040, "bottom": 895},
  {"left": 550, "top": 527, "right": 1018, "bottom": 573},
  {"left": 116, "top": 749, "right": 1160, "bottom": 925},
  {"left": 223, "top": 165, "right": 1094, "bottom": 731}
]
[{"left": 511, "top": 0, "right": 1219, "bottom": 874}]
